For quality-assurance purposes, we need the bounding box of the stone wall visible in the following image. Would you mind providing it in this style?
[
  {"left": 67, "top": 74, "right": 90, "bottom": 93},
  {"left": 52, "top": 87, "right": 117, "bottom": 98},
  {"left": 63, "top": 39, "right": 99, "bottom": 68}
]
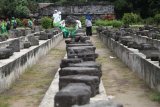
[
  {"left": 0, "top": 32, "right": 63, "bottom": 93},
  {"left": 133, "top": 34, "right": 160, "bottom": 50},
  {"left": 38, "top": 4, "right": 114, "bottom": 17},
  {"left": 99, "top": 34, "right": 160, "bottom": 92}
]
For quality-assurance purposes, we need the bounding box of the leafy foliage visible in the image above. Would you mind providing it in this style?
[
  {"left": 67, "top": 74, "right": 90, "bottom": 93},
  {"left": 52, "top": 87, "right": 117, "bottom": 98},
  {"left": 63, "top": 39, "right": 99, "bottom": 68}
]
[
  {"left": 144, "top": 17, "right": 155, "bottom": 25},
  {"left": 41, "top": 17, "right": 52, "bottom": 29},
  {"left": 16, "top": 18, "right": 23, "bottom": 26},
  {"left": 122, "top": 13, "right": 141, "bottom": 25},
  {"left": 95, "top": 19, "right": 123, "bottom": 28},
  {"left": 154, "top": 14, "right": 160, "bottom": 25}
]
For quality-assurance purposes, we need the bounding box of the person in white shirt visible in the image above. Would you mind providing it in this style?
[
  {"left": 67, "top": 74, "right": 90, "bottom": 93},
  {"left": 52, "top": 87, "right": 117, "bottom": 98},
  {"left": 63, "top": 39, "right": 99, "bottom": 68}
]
[
  {"left": 76, "top": 20, "right": 82, "bottom": 29},
  {"left": 53, "top": 10, "right": 61, "bottom": 24}
]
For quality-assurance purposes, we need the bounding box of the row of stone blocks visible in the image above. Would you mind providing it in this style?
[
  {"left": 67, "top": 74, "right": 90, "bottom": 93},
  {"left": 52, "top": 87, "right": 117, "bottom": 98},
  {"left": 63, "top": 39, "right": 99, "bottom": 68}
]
[
  {"left": 98, "top": 27, "right": 160, "bottom": 66},
  {"left": 0, "top": 29, "right": 60, "bottom": 59},
  {"left": 54, "top": 33, "right": 122, "bottom": 107}
]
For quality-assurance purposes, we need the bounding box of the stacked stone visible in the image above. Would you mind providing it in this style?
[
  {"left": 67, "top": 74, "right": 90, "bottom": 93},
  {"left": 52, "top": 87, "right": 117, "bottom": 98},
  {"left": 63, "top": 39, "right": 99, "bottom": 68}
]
[
  {"left": 55, "top": 31, "right": 122, "bottom": 107},
  {"left": 0, "top": 28, "right": 59, "bottom": 59}
]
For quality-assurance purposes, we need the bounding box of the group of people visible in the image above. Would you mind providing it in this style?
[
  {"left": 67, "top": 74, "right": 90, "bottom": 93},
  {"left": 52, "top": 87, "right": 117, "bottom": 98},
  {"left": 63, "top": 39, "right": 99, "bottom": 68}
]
[
  {"left": 0, "top": 17, "right": 17, "bottom": 34},
  {"left": 52, "top": 10, "right": 92, "bottom": 37},
  {"left": 0, "top": 17, "right": 34, "bottom": 34}
]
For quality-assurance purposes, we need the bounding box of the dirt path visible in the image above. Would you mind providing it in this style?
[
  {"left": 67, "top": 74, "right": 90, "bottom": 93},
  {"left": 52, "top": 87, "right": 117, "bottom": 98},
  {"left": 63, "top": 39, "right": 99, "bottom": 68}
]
[
  {"left": 92, "top": 35, "right": 160, "bottom": 107},
  {"left": 0, "top": 40, "right": 66, "bottom": 107}
]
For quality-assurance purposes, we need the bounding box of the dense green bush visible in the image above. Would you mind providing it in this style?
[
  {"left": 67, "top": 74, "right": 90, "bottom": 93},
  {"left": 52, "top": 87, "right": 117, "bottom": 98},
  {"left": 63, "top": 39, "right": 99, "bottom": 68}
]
[
  {"left": 41, "top": 17, "right": 52, "bottom": 29},
  {"left": 122, "top": 13, "right": 141, "bottom": 25},
  {"left": 154, "top": 14, "right": 160, "bottom": 25},
  {"left": 16, "top": 18, "right": 23, "bottom": 27},
  {"left": 95, "top": 20, "right": 123, "bottom": 28},
  {"left": 144, "top": 17, "right": 154, "bottom": 25}
]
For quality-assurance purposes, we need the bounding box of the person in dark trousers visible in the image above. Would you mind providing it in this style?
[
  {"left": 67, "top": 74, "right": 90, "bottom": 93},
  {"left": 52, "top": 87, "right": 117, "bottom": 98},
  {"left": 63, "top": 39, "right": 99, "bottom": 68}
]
[
  {"left": 6, "top": 18, "right": 11, "bottom": 31},
  {"left": 85, "top": 12, "right": 92, "bottom": 36}
]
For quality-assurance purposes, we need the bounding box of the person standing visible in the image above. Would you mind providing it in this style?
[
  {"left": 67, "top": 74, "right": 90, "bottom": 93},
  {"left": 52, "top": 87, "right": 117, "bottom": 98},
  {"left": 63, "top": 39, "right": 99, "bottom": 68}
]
[
  {"left": 85, "top": 12, "right": 92, "bottom": 36},
  {"left": 11, "top": 17, "right": 17, "bottom": 29},
  {"left": 6, "top": 18, "right": 11, "bottom": 31},
  {"left": 53, "top": 10, "right": 61, "bottom": 26}
]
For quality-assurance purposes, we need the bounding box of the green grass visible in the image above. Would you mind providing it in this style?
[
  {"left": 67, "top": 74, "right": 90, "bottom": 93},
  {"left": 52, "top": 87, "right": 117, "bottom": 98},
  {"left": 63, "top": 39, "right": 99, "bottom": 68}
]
[
  {"left": 149, "top": 91, "right": 160, "bottom": 102},
  {"left": 0, "top": 103, "right": 9, "bottom": 107}
]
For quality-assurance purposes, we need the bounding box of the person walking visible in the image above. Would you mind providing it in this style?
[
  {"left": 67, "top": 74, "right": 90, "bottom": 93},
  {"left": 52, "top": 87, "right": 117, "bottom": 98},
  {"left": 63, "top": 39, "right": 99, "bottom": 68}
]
[{"left": 85, "top": 12, "right": 92, "bottom": 36}]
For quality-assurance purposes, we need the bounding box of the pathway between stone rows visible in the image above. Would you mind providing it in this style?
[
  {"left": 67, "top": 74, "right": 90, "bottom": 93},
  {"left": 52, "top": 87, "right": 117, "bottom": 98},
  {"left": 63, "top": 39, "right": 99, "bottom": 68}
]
[
  {"left": 0, "top": 39, "right": 66, "bottom": 107},
  {"left": 92, "top": 35, "right": 160, "bottom": 107}
]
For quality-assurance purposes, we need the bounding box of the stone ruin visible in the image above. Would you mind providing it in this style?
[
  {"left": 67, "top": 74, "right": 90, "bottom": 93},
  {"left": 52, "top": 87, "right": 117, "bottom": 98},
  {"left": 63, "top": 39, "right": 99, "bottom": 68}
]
[
  {"left": 97, "top": 26, "right": 160, "bottom": 64},
  {"left": 54, "top": 29, "right": 123, "bottom": 107},
  {"left": 0, "top": 27, "right": 60, "bottom": 60},
  {"left": 97, "top": 26, "right": 160, "bottom": 92}
]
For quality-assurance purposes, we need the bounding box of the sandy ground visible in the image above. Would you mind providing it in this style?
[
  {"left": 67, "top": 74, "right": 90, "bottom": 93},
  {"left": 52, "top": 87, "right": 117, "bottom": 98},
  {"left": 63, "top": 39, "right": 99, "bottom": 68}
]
[
  {"left": 91, "top": 35, "right": 160, "bottom": 107},
  {"left": 0, "top": 40, "right": 66, "bottom": 107}
]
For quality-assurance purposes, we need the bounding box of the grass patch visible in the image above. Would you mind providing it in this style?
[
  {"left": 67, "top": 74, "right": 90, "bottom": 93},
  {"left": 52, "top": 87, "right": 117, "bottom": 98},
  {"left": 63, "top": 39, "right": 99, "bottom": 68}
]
[
  {"left": 149, "top": 91, "right": 160, "bottom": 102},
  {"left": 0, "top": 103, "right": 9, "bottom": 107}
]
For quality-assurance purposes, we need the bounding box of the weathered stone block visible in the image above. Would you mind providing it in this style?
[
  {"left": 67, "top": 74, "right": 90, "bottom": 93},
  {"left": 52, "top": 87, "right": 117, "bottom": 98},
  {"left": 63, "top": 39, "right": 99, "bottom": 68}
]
[
  {"left": 59, "top": 75, "right": 100, "bottom": 97},
  {"left": 140, "top": 50, "right": 160, "bottom": 61},
  {"left": 39, "top": 32, "right": 48, "bottom": 40},
  {"left": 23, "top": 41, "right": 31, "bottom": 49},
  {"left": 127, "top": 41, "right": 140, "bottom": 49},
  {"left": 68, "top": 53, "right": 98, "bottom": 61},
  {"left": 72, "top": 100, "right": 123, "bottom": 107},
  {"left": 0, "top": 48, "right": 13, "bottom": 59},
  {"left": 67, "top": 43, "right": 93, "bottom": 48},
  {"left": 119, "top": 36, "right": 133, "bottom": 46},
  {"left": 47, "top": 33, "right": 54, "bottom": 39},
  {"left": 59, "top": 67, "right": 101, "bottom": 78},
  {"left": 80, "top": 36, "right": 90, "bottom": 43},
  {"left": 27, "top": 35, "right": 39, "bottom": 46},
  {"left": 67, "top": 46, "right": 96, "bottom": 55},
  {"left": 55, "top": 83, "right": 91, "bottom": 107},
  {"left": 7, "top": 39, "right": 20, "bottom": 52},
  {"left": 69, "top": 61, "right": 101, "bottom": 72},
  {"left": 60, "top": 58, "right": 82, "bottom": 68},
  {"left": 139, "top": 43, "right": 157, "bottom": 50}
]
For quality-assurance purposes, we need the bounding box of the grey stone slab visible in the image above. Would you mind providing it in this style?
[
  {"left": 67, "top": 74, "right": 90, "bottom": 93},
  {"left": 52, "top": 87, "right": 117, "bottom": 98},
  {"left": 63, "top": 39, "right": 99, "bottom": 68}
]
[
  {"left": 0, "top": 48, "right": 13, "bottom": 59},
  {"left": 23, "top": 41, "right": 31, "bottom": 49},
  {"left": 47, "top": 33, "right": 54, "bottom": 39},
  {"left": 67, "top": 46, "right": 96, "bottom": 55},
  {"left": 27, "top": 35, "right": 39, "bottom": 46},
  {"left": 59, "top": 67, "right": 101, "bottom": 78},
  {"left": 140, "top": 50, "right": 160, "bottom": 61},
  {"left": 59, "top": 75, "right": 100, "bottom": 97},
  {"left": 68, "top": 53, "right": 98, "bottom": 61},
  {"left": 7, "top": 39, "right": 20, "bottom": 52},
  {"left": 69, "top": 61, "right": 101, "bottom": 72},
  {"left": 138, "top": 43, "right": 158, "bottom": 50},
  {"left": 39, "top": 32, "right": 48, "bottom": 40},
  {"left": 60, "top": 58, "right": 82, "bottom": 68},
  {"left": 72, "top": 100, "right": 123, "bottom": 107},
  {"left": 67, "top": 44, "right": 93, "bottom": 48},
  {"left": 55, "top": 83, "right": 91, "bottom": 107}
]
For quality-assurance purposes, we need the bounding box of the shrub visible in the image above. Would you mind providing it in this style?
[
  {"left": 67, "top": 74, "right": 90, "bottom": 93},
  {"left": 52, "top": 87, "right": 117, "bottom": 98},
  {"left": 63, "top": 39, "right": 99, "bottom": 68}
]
[
  {"left": 112, "top": 20, "right": 123, "bottom": 28},
  {"left": 154, "top": 14, "right": 160, "bottom": 25},
  {"left": 41, "top": 17, "right": 52, "bottom": 29},
  {"left": 15, "top": 6, "right": 30, "bottom": 18},
  {"left": 95, "top": 19, "right": 123, "bottom": 28},
  {"left": 144, "top": 17, "right": 154, "bottom": 25},
  {"left": 122, "top": 13, "right": 141, "bottom": 25},
  {"left": 16, "top": 18, "right": 23, "bottom": 27}
]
